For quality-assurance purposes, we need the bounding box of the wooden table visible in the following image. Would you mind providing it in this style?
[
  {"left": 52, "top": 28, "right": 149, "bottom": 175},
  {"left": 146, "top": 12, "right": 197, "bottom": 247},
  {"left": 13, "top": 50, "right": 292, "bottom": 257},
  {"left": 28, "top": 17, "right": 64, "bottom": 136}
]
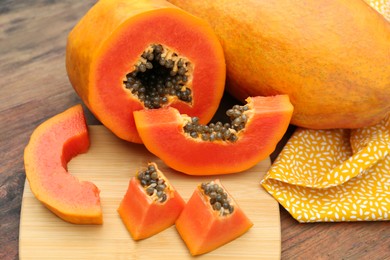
[{"left": 1, "top": 1, "right": 389, "bottom": 259}]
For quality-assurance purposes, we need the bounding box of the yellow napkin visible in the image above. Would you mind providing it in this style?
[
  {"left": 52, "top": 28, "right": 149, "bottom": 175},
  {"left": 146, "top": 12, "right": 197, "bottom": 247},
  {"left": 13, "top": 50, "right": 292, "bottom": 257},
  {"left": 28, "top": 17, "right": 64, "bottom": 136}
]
[{"left": 261, "top": 115, "right": 390, "bottom": 222}]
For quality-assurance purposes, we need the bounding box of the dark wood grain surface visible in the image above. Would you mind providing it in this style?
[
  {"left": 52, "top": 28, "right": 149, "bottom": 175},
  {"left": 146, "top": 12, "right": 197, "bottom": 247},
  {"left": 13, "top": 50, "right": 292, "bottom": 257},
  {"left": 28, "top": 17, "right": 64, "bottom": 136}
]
[{"left": 0, "top": 1, "right": 389, "bottom": 259}]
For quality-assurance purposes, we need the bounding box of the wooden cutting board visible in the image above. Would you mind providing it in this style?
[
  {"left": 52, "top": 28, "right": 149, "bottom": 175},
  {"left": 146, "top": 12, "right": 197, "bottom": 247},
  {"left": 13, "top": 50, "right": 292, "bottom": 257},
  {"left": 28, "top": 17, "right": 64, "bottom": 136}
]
[{"left": 19, "top": 125, "right": 281, "bottom": 259}]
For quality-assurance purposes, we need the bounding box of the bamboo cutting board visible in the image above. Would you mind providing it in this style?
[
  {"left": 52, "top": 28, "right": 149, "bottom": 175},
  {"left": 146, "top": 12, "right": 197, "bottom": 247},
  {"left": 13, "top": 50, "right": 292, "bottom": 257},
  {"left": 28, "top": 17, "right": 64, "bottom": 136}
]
[{"left": 19, "top": 125, "right": 281, "bottom": 259}]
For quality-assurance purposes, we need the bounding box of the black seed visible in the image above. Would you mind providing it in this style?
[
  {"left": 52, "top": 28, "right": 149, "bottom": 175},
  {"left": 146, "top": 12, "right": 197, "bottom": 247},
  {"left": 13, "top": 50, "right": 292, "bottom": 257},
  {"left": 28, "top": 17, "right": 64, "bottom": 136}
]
[
  {"left": 226, "top": 109, "right": 234, "bottom": 117},
  {"left": 160, "top": 193, "right": 167, "bottom": 202},
  {"left": 177, "top": 59, "right": 184, "bottom": 67},
  {"left": 146, "top": 53, "right": 154, "bottom": 61},
  {"left": 213, "top": 202, "right": 222, "bottom": 211},
  {"left": 151, "top": 171, "right": 158, "bottom": 180},
  {"left": 145, "top": 62, "right": 153, "bottom": 70},
  {"left": 146, "top": 186, "right": 155, "bottom": 195},
  {"left": 178, "top": 67, "right": 186, "bottom": 75},
  {"left": 165, "top": 81, "right": 173, "bottom": 88},
  {"left": 223, "top": 130, "right": 231, "bottom": 139},
  {"left": 125, "top": 44, "right": 193, "bottom": 112},
  {"left": 233, "top": 117, "right": 242, "bottom": 126},
  {"left": 229, "top": 134, "right": 238, "bottom": 142},
  {"left": 138, "top": 63, "right": 147, "bottom": 72},
  {"left": 191, "top": 117, "right": 199, "bottom": 124},
  {"left": 156, "top": 184, "right": 166, "bottom": 191}
]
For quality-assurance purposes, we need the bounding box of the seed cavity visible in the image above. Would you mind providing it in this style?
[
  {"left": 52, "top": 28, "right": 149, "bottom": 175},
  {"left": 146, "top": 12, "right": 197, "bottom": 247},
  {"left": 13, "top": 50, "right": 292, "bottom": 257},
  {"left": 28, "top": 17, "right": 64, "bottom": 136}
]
[
  {"left": 200, "top": 181, "right": 234, "bottom": 216},
  {"left": 184, "top": 104, "right": 250, "bottom": 143},
  {"left": 124, "top": 44, "right": 193, "bottom": 109},
  {"left": 137, "top": 163, "right": 168, "bottom": 203}
]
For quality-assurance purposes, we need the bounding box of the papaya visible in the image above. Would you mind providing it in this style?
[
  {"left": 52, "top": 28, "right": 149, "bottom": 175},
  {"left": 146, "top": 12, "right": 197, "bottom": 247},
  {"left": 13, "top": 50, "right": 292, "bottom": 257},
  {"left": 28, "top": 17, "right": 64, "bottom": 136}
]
[
  {"left": 118, "top": 162, "right": 185, "bottom": 240},
  {"left": 176, "top": 179, "right": 253, "bottom": 256},
  {"left": 24, "top": 105, "right": 102, "bottom": 224},
  {"left": 66, "top": 0, "right": 226, "bottom": 143},
  {"left": 168, "top": 0, "right": 390, "bottom": 129},
  {"left": 134, "top": 95, "right": 293, "bottom": 175}
]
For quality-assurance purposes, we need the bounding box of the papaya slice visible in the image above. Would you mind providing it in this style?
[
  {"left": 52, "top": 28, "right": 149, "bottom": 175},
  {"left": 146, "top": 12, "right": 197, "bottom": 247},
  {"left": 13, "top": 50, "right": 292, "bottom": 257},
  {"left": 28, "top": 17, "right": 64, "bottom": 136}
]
[
  {"left": 118, "top": 162, "right": 185, "bottom": 240},
  {"left": 134, "top": 95, "right": 293, "bottom": 175},
  {"left": 23, "top": 105, "right": 102, "bottom": 224},
  {"left": 66, "top": 0, "right": 226, "bottom": 143},
  {"left": 176, "top": 179, "right": 253, "bottom": 256}
]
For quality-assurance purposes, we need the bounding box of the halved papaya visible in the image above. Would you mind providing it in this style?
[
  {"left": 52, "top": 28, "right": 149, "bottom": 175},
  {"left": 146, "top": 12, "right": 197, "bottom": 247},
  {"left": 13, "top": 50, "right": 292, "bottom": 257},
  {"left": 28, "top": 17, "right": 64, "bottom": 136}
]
[
  {"left": 176, "top": 179, "right": 253, "bottom": 256},
  {"left": 134, "top": 95, "right": 293, "bottom": 175},
  {"left": 23, "top": 105, "right": 102, "bottom": 224},
  {"left": 66, "top": 0, "right": 226, "bottom": 143},
  {"left": 118, "top": 162, "right": 185, "bottom": 240}
]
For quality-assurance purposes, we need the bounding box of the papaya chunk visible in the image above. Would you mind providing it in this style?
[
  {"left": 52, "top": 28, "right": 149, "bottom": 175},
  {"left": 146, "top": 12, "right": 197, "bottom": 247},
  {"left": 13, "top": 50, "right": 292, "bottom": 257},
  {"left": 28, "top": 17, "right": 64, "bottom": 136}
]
[
  {"left": 24, "top": 105, "right": 102, "bottom": 224},
  {"left": 66, "top": 0, "right": 226, "bottom": 143},
  {"left": 118, "top": 162, "right": 185, "bottom": 240},
  {"left": 134, "top": 95, "right": 293, "bottom": 175},
  {"left": 176, "top": 179, "right": 253, "bottom": 256}
]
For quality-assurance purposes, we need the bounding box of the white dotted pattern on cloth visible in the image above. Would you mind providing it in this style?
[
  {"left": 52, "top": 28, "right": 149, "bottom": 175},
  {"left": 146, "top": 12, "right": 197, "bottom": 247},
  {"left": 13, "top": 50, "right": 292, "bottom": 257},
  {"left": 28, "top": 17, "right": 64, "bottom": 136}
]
[
  {"left": 261, "top": 115, "right": 390, "bottom": 222},
  {"left": 364, "top": 0, "right": 390, "bottom": 21}
]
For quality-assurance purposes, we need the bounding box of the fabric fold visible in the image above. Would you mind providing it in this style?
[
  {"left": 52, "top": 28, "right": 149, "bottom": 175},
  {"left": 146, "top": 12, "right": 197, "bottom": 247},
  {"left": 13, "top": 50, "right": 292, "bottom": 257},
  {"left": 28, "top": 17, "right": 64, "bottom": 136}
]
[{"left": 261, "top": 115, "right": 390, "bottom": 222}]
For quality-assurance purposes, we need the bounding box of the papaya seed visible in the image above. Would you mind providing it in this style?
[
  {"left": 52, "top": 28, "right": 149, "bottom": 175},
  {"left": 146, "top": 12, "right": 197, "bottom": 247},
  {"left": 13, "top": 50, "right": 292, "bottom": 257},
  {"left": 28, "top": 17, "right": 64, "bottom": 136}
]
[
  {"left": 137, "top": 163, "right": 169, "bottom": 203},
  {"left": 183, "top": 103, "right": 250, "bottom": 143},
  {"left": 200, "top": 181, "right": 234, "bottom": 216},
  {"left": 123, "top": 44, "right": 193, "bottom": 109}
]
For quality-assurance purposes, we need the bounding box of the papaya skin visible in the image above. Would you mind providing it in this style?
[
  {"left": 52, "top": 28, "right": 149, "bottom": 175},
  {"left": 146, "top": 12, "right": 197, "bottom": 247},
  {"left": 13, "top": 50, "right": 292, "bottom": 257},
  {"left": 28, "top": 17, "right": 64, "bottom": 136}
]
[
  {"left": 66, "top": 0, "right": 226, "bottom": 143},
  {"left": 134, "top": 95, "right": 293, "bottom": 175},
  {"left": 168, "top": 0, "right": 390, "bottom": 129},
  {"left": 24, "top": 105, "right": 102, "bottom": 224}
]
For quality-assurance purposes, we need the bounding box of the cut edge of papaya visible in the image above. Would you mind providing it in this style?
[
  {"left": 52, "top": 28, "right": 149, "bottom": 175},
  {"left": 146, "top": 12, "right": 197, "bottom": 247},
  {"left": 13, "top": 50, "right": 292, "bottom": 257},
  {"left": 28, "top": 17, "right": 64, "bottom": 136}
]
[
  {"left": 175, "top": 179, "right": 253, "bottom": 255},
  {"left": 118, "top": 162, "right": 186, "bottom": 240},
  {"left": 134, "top": 95, "right": 293, "bottom": 175},
  {"left": 24, "top": 105, "right": 102, "bottom": 224}
]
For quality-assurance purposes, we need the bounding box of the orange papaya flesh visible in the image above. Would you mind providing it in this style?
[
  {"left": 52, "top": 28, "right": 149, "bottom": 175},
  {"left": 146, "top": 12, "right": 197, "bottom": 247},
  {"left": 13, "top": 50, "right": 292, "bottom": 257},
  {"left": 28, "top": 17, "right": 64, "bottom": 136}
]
[
  {"left": 176, "top": 179, "right": 253, "bottom": 256},
  {"left": 23, "top": 105, "right": 102, "bottom": 224},
  {"left": 118, "top": 162, "right": 185, "bottom": 240},
  {"left": 134, "top": 95, "right": 293, "bottom": 175},
  {"left": 66, "top": 0, "right": 226, "bottom": 143}
]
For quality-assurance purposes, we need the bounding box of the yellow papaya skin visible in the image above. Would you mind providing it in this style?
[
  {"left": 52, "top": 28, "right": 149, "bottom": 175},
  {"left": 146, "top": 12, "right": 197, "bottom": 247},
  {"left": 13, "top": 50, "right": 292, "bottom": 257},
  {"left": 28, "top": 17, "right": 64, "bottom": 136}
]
[{"left": 168, "top": 0, "right": 390, "bottom": 129}]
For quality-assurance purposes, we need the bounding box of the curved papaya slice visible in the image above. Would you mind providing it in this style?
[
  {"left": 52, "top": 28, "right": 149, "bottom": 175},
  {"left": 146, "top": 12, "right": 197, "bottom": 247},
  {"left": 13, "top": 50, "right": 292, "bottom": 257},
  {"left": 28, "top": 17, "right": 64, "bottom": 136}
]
[
  {"left": 24, "top": 105, "right": 102, "bottom": 224},
  {"left": 134, "top": 95, "right": 293, "bottom": 175},
  {"left": 66, "top": 0, "right": 226, "bottom": 143},
  {"left": 176, "top": 179, "right": 253, "bottom": 256},
  {"left": 118, "top": 162, "right": 185, "bottom": 240}
]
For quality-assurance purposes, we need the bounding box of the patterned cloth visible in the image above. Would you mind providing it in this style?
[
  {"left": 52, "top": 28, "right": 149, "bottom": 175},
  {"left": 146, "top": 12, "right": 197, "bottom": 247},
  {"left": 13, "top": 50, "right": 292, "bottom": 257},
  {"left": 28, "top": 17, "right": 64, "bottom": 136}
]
[
  {"left": 261, "top": 115, "right": 390, "bottom": 222},
  {"left": 364, "top": 0, "right": 390, "bottom": 21}
]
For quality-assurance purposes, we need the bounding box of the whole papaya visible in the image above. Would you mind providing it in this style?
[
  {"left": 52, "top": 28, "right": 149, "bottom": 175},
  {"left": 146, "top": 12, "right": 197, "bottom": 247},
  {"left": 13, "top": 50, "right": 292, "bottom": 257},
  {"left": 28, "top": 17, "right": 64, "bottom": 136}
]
[{"left": 168, "top": 0, "right": 390, "bottom": 129}]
